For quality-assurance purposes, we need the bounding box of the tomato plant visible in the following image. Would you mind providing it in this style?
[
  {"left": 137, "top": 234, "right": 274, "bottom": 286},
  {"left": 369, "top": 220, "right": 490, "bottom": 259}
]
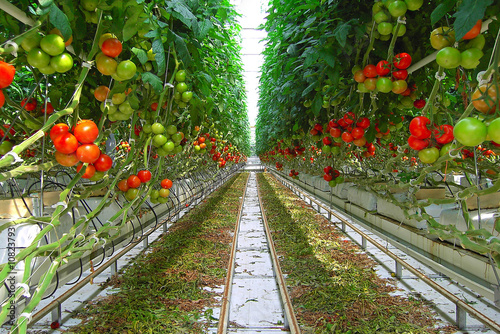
[
  {"left": 101, "top": 38, "right": 122, "bottom": 57},
  {"left": 418, "top": 147, "right": 440, "bottom": 164},
  {"left": 161, "top": 178, "right": 173, "bottom": 189},
  {"left": 55, "top": 151, "right": 79, "bottom": 167},
  {"left": 393, "top": 53, "right": 411, "bottom": 69},
  {"left": 76, "top": 163, "right": 96, "bottom": 179}
]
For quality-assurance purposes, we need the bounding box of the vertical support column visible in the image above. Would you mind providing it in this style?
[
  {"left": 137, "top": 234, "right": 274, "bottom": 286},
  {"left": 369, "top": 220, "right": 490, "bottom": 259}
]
[
  {"left": 456, "top": 305, "right": 467, "bottom": 330},
  {"left": 327, "top": 210, "right": 331, "bottom": 221},
  {"left": 493, "top": 285, "right": 499, "bottom": 308},
  {"left": 341, "top": 221, "right": 346, "bottom": 232},
  {"left": 395, "top": 261, "right": 402, "bottom": 278},
  {"left": 163, "top": 221, "right": 169, "bottom": 233},
  {"left": 143, "top": 236, "right": 148, "bottom": 248},
  {"left": 51, "top": 301, "right": 61, "bottom": 324},
  {"left": 110, "top": 260, "right": 118, "bottom": 277},
  {"left": 361, "top": 236, "right": 367, "bottom": 249}
]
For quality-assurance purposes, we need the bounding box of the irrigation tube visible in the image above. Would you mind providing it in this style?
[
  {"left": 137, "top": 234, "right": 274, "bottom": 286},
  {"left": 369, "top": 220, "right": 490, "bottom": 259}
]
[
  {"left": 270, "top": 171, "right": 500, "bottom": 333},
  {"left": 27, "top": 166, "right": 244, "bottom": 328}
]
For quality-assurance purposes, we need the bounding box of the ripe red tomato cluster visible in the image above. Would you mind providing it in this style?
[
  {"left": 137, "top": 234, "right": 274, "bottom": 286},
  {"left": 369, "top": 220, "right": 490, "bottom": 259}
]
[
  {"left": 323, "top": 166, "right": 340, "bottom": 181},
  {"left": 51, "top": 120, "right": 113, "bottom": 178},
  {"left": 116, "top": 169, "right": 153, "bottom": 200},
  {"left": 0, "top": 60, "right": 15, "bottom": 108},
  {"left": 289, "top": 169, "right": 299, "bottom": 179},
  {"left": 407, "top": 116, "right": 455, "bottom": 164},
  {"left": 275, "top": 162, "right": 283, "bottom": 171},
  {"left": 354, "top": 53, "right": 412, "bottom": 95},
  {"left": 327, "top": 112, "right": 371, "bottom": 147}
]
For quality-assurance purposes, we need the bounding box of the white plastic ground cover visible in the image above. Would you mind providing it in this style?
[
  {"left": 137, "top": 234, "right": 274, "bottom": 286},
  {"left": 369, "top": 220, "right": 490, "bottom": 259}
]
[{"left": 347, "top": 186, "right": 377, "bottom": 212}]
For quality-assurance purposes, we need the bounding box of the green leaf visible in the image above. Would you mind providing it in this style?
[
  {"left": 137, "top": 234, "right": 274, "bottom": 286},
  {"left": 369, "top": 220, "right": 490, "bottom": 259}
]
[
  {"left": 169, "top": 1, "right": 196, "bottom": 29},
  {"left": 318, "top": 47, "right": 336, "bottom": 68},
  {"left": 333, "top": 21, "right": 351, "bottom": 48},
  {"left": 430, "top": 0, "right": 456, "bottom": 26},
  {"left": 302, "top": 16, "right": 316, "bottom": 28},
  {"left": 131, "top": 47, "right": 148, "bottom": 64},
  {"left": 453, "top": 0, "right": 492, "bottom": 41},
  {"left": 152, "top": 37, "right": 166, "bottom": 75},
  {"left": 172, "top": 32, "right": 191, "bottom": 66},
  {"left": 293, "top": 121, "right": 299, "bottom": 132},
  {"left": 312, "top": 94, "right": 322, "bottom": 116},
  {"left": 48, "top": 3, "right": 72, "bottom": 40},
  {"left": 194, "top": 19, "right": 212, "bottom": 40},
  {"left": 123, "top": 10, "right": 141, "bottom": 41},
  {"left": 302, "top": 81, "right": 318, "bottom": 97},
  {"left": 141, "top": 72, "right": 163, "bottom": 93}
]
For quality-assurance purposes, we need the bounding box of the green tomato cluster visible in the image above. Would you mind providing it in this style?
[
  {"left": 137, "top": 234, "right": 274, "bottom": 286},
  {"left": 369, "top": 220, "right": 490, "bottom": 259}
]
[{"left": 25, "top": 34, "right": 73, "bottom": 74}]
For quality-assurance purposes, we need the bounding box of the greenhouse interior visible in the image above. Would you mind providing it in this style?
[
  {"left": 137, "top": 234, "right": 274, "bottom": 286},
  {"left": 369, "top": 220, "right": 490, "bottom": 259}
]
[{"left": 1, "top": 0, "right": 500, "bottom": 333}]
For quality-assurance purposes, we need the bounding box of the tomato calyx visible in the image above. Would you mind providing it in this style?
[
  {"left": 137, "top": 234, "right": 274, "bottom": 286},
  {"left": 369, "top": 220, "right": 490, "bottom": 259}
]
[{"left": 393, "top": 52, "right": 412, "bottom": 70}]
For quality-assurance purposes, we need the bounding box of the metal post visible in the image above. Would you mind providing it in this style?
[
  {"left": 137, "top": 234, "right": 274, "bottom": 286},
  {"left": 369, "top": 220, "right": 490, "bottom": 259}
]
[
  {"left": 328, "top": 211, "right": 331, "bottom": 220},
  {"left": 51, "top": 302, "right": 61, "bottom": 324},
  {"left": 361, "top": 236, "right": 367, "bottom": 249},
  {"left": 494, "top": 285, "right": 500, "bottom": 308},
  {"left": 395, "top": 261, "right": 402, "bottom": 278},
  {"left": 341, "top": 221, "right": 346, "bottom": 232},
  {"left": 110, "top": 260, "right": 118, "bottom": 277},
  {"left": 456, "top": 305, "right": 467, "bottom": 330},
  {"left": 143, "top": 236, "right": 148, "bottom": 248}
]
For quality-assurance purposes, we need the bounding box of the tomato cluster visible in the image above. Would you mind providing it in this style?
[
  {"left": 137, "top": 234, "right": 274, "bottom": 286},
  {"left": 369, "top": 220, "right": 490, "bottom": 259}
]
[
  {"left": 288, "top": 169, "right": 299, "bottom": 179},
  {"left": 173, "top": 70, "right": 194, "bottom": 109},
  {"left": 25, "top": 33, "right": 74, "bottom": 74},
  {"left": 51, "top": 120, "right": 113, "bottom": 178},
  {"left": 372, "top": 0, "right": 423, "bottom": 41},
  {"left": 326, "top": 112, "right": 371, "bottom": 148},
  {"left": 354, "top": 53, "right": 412, "bottom": 95},
  {"left": 95, "top": 33, "right": 136, "bottom": 81},
  {"left": 323, "top": 166, "right": 344, "bottom": 187},
  {"left": 149, "top": 178, "right": 173, "bottom": 204},
  {"left": 275, "top": 162, "right": 283, "bottom": 171},
  {"left": 433, "top": 21, "right": 485, "bottom": 70},
  {"left": 407, "top": 116, "right": 455, "bottom": 164}
]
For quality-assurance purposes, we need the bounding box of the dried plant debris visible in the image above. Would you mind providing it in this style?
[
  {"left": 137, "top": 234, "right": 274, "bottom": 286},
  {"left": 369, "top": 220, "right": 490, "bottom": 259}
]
[{"left": 257, "top": 173, "right": 456, "bottom": 334}]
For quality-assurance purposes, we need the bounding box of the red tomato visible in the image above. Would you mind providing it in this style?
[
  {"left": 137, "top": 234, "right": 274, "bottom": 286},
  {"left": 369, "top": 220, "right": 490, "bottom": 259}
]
[
  {"left": 323, "top": 174, "right": 333, "bottom": 181},
  {"left": 101, "top": 38, "right": 122, "bottom": 58},
  {"left": 329, "top": 119, "right": 338, "bottom": 128},
  {"left": 356, "top": 117, "right": 370, "bottom": 129},
  {"left": 161, "top": 178, "right": 173, "bottom": 189},
  {"left": 393, "top": 53, "right": 412, "bottom": 69},
  {"left": 0, "top": 61, "right": 15, "bottom": 88},
  {"left": 322, "top": 136, "right": 331, "bottom": 145},
  {"left": 53, "top": 132, "right": 79, "bottom": 154},
  {"left": 54, "top": 151, "right": 79, "bottom": 167},
  {"left": 323, "top": 166, "right": 333, "bottom": 174},
  {"left": 392, "top": 80, "right": 408, "bottom": 94},
  {"left": 376, "top": 60, "right": 391, "bottom": 76},
  {"left": 76, "top": 144, "right": 101, "bottom": 163},
  {"left": 343, "top": 112, "right": 355, "bottom": 125},
  {"left": 93, "top": 153, "right": 113, "bottom": 171},
  {"left": 50, "top": 123, "right": 70, "bottom": 141},
  {"left": 413, "top": 99, "right": 426, "bottom": 109},
  {"left": 0, "top": 90, "right": 4, "bottom": 108},
  {"left": 462, "top": 20, "right": 482, "bottom": 40},
  {"left": 74, "top": 120, "right": 99, "bottom": 144},
  {"left": 341, "top": 131, "right": 353, "bottom": 143},
  {"left": 42, "top": 102, "right": 54, "bottom": 114},
  {"left": 21, "top": 98, "right": 37, "bottom": 111},
  {"left": 351, "top": 127, "right": 365, "bottom": 139},
  {"left": 137, "top": 169, "right": 152, "bottom": 182},
  {"left": 363, "top": 64, "right": 377, "bottom": 78},
  {"left": 127, "top": 175, "right": 141, "bottom": 188},
  {"left": 392, "top": 69, "right": 408, "bottom": 80},
  {"left": 94, "top": 86, "right": 110, "bottom": 102},
  {"left": 117, "top": 179, "right": 129, "bottom": 192},
  {"left": 433, "top": 124, "right": 454, "bottom": 144},
  {"left": 408, "top": 135, "right": 429, "bottom": 150},
  {"left": 409, "top": 116, "right": 431, "bottom": 139},
  {"left": 330, "top": 127, "right": 341, "bottom": 138},
  {"left": 76, "top": 163, "right": 96, "bottom": 179},
  {"left": 337, "top": 118, "right": 348, "bottom": 128}
]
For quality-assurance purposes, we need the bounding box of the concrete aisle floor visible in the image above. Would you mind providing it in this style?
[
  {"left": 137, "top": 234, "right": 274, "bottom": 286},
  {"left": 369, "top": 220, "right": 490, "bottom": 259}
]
[{"left": 227, "top": 172, "right": 286, "bottom": 333}]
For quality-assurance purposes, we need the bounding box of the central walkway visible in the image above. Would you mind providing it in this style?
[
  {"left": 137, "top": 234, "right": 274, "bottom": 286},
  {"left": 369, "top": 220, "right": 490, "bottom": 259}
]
[{"left": 227, "top": 172, "right": 285, "bottom": 332}]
